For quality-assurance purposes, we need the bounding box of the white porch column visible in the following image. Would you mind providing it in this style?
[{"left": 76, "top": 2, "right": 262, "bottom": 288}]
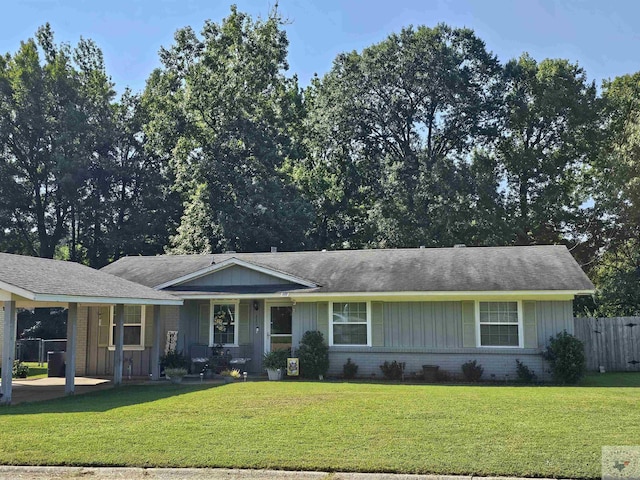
[
  {"left": 65, "top": 303, "right": 77, "bottom": 395},
  {"left": 151, "top": 306, "right": 163, "bottom": 380},
  {"left": 1, "top": 301, "right": 17, "bottom": 405},
  {"left": 113, "top": 304, "right": 124, "bottom": 385}
]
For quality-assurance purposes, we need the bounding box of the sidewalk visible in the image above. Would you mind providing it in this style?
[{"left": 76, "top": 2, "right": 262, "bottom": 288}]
[{"left": 0, "top": 466, "right": 572, "bottom": 480}]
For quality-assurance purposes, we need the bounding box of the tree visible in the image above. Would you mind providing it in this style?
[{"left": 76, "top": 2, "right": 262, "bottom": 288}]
[
  {"left": 145, "top": 6, "right": 313, "bottom": 254},
  {"left": 0, "top": 24, "right": 115, "bottom": 258},
  {"left": 496, "top": 54, "right": 600, "bottom": 246},
  {"left": 298, "top": 24, "right": 503, "bottom": 248}
]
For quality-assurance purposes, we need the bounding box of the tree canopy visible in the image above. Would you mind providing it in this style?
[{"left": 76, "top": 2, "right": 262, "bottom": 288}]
[{"left": 1, "top": 8, "right": 640, "bottom": 316}]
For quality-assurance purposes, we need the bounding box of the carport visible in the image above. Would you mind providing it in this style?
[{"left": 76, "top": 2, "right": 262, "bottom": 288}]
[{"left": 0, "top": 252, "right": 182, "bottom": 405}]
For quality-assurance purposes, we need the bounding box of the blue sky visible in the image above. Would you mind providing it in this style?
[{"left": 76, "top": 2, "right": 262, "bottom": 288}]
[{"left": 1, "top": 0, "right": 639, "bottom": 94}]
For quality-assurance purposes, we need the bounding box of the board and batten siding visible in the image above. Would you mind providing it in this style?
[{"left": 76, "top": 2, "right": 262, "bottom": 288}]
[
  {"left": 314, "top": 299, "right": 573, "bottom": 380},
  {"left": 0, "top": 308, "right": 4, "bottom": 367}
]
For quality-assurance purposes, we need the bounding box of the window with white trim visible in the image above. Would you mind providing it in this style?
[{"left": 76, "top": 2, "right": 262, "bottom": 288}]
[
  {"left": 479, "top": 301, "right": 520, "bottom": 347},
  {"left": 109, "top": 305, "right": 145, "bottom": 349},
  {"left": 211, "top": 302, "right": 238, "bottom": 346},
  {"left": 331, "top": 302, "right": 369, "bottom": 346}
]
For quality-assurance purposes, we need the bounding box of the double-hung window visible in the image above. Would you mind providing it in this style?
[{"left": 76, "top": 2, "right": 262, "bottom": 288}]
[
  {"left": 211, "top": 302, "right": 238, "bottom": 347},
  {"left": 108, "top": 305, "right": 145, "bottom": 350},
  {"left": 478, "top": 301, "right": 521, "bottom": 347},
  {"left": 330, "top": 302, "right": 370, "bottom": 346}
]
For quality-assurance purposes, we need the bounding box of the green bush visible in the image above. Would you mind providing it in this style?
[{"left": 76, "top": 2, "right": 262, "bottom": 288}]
[
  {"left": 380, "top": 360, "right": 405, "bottom": 380},
  {"left": 160, "top": 350, "right": 190, "bottom": 370},
  {"left": 515, "top": 359, "right": 537, "bottom": 383},
  {"left": 12, "top": 360, "right": 29, "bottom": 378},
  {"left": 461, "top": 360, "right": 483, "bottom": 382},
  {"left": 262, "top": 349, "right": 289, "bottom": 370},
  {"left": 342, "top": 358, "right": 358, "bottom": 379},
  {"left": 298, "top": 331, "right": 329, "bottom": 379},
  {"left": 543, "top": 331, "right": 585, "bottom": 384}
]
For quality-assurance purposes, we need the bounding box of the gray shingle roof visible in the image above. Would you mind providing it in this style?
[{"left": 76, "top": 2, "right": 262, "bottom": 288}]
[
  {"left": 0, "top": 252, "right": 181, "bottom": 304},
  {"left": 102, "top": 245, "right": 594, "bottom": 294}
]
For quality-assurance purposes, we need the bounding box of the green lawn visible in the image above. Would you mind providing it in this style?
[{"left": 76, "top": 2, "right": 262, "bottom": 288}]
[
  {"left": 0, "top": 380, "right": 638, "bottom": 478},
  {"left": 23, "top": 362, "right": 48, "bottom": 379}
]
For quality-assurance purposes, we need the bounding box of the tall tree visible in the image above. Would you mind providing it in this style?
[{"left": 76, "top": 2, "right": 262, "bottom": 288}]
[
  {"left": 297, "top": 24, "right": 503, "bottom": 248},
  {"left": 0, "top": 24, "right": 115, "bottom": 258},
  {"left": 145, "top": 6, "right": 313, "bottom": 254},
  {"left": 496, "top": 54, "right": 600, "bottom": 247}
]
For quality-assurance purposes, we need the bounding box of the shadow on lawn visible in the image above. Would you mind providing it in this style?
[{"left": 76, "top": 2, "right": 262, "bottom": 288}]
[{"left": 0, "top": 382, "right": 229, "bottom": 415}]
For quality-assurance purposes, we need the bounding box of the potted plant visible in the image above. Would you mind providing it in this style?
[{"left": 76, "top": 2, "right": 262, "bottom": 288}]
[
  {"left": 160, "top": 349, "right": 190, "bottom": 383},
  {"left": 263, "top": 349, "right": 289, "bottom": 380},
  {"left": 220, "top": 368, "right": 241, "bottom": 383},
  {"left": 164, "top": 367, "right": 188, "bottom": 384}
]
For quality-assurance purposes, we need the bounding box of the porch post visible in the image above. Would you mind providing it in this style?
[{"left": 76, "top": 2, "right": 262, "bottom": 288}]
[
  {"left": 1, "top": 301, "right": 17, "bottom": 405},
  {"left": 151, "top": 305, "right": 162, "bottom": 380},
  {"left": 113, "top": 304, "right": 124, "bottom": 385},
  {"left": 65, "top": 303, "right": 77, "bottom": 395}
]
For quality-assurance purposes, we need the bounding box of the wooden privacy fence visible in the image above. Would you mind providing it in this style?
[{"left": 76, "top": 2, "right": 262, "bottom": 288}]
[{"left": 574, "top": 317, "right": 640, "bottom": 372}]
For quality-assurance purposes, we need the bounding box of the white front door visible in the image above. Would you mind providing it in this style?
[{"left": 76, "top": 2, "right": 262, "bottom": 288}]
[{"left": 265, "top": 304, "right": 293, "bottom": 353}]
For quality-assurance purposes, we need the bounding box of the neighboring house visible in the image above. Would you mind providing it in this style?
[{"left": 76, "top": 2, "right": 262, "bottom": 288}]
[{"left": 77, "top": 245, "right": 594, "bottom": 380}]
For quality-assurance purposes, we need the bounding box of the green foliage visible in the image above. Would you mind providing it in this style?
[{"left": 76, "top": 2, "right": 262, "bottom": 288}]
[
  {"left": 497, "top": 54, "right": 600, "bottom": 246},
  {"left": 342, "top": 358, "right": 358, "bottom": 379},
  {"left": 379, "top": 361, "right": 405, "bottom": 380},
  {"left": 262, "top": 349, "right": 289, "bottom": 370},
  {"left": 160, "top": 350, "right": 190, "bottom": 370},
  {"left": 299, "top": 24, "right": 503, "bottom": 248},
  {"left": 297, "top": 331, "right": 329, "bottom": 379},
  {"left": 461, "top": 360, "right": 484, "bottom": 382},
  {"left": 12, "top": 360, "right": 29, "bottom": 378},
  {"left": 543, "top": 331, "right": 586, "bottom": 384},
  {"left": 147, "top": 6, "right": 313, "bottom": 254},
  {"left": 515, "top": 359, "right": 537, "bottom": 383},
  {"left": 580, "top": 239, "right": 640, "bottom": 317}
]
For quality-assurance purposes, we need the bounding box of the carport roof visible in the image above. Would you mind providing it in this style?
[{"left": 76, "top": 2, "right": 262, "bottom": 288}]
[{"left": 0, "top": 252, "right": 181, "bottom": 305}]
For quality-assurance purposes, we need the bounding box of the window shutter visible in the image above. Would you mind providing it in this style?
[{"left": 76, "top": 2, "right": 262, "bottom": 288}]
[
  {"left": 97, "top": 307, "right": 110, "bottom": 347},
  {"left": 461, "top": 301, "right": 476, "bottom": 348},
  {"left": 144, "top": 306, "right": 154, "bottom": 347},
  {"left": 198, "top": 304, "right": 209, "bottom": 344},
  {"left": 371, "top": 301, "right": 384, "bottom": 346},
  {"left": 316, "top": 302, "right": 329, "bottom": 340},
  {"left": 522, "top": 301, "right": 538, "bottom": 348},
  {"left": 238, "top": 303, "right": 251, "bottom": 344}
]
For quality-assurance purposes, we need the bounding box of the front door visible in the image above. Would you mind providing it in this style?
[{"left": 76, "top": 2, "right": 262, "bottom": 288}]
[{"left": 267, "top": 305, "right": 292, "bottom": 352}]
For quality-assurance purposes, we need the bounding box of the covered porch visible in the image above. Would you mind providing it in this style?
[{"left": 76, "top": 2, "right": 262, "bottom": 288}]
[{"left": 0, "top": 253, "right": 182, "bottom": 405}]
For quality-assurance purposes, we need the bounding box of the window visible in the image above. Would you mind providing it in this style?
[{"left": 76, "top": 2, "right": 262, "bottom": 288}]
[
  {"left": 478, "top": 301, "right": 521, "bottom": 347},
  {"left": 211, "top": 302, "right": 238, "bottom": 346},
  {"left": 330, "top": 302, "right": 370, "bottom": 346},
  {"left": 109, "top": 305, "right": 145, "bottom": 350}
]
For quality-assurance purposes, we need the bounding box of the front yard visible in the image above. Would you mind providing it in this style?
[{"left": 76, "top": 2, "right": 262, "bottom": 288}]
[{"left": 0, "top": 379, "right": 638, "bottom": 478}]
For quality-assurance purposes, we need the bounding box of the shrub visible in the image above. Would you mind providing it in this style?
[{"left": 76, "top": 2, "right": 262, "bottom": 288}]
[
  {"left": 298, "top": 331, "right": 329, "bottom": 379},
  {"left": 263, "top": 349, "right": 289, "bottom": 370},
  {"left": 164, "top": 367, "right": 187, "bottom": 380},
  {"left": 160, "top": 350, "right": 190, "bottom": 370},
  {"left": 515, "top": 359, "right": 537, "bottom": 383},
  {"left": 461, "top": 360, "right": 483, "bottom": 382},
  {"left": 380, "top": 360, "right": 405, "bottom": 380},
  {"left": 12, "top": 360, "right": 29, "bottom": 379},
  {"left": 543, "top": 331, "right": 585, "bottom": 384},
  {"left": 220, "top": 368, "right": 241, "bottom": 379},
  {"left": 343, "top": 358, "right": 358, "bottom": 379}
]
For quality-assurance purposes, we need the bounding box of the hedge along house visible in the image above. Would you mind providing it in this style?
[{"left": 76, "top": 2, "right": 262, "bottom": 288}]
[
  {"left": 0, "top": 253, "right": 182, "bottom": 404},
  {"left": 97, "top": 245, "right": 594, "bottom": 380}
]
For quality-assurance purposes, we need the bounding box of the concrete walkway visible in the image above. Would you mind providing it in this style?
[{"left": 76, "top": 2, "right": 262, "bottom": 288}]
[
  {"left": 1, "top": 377, "right": 112, "bottom": 404},
  {"left": 0, "top": 467, "right": 572, "bottom": 480}
]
